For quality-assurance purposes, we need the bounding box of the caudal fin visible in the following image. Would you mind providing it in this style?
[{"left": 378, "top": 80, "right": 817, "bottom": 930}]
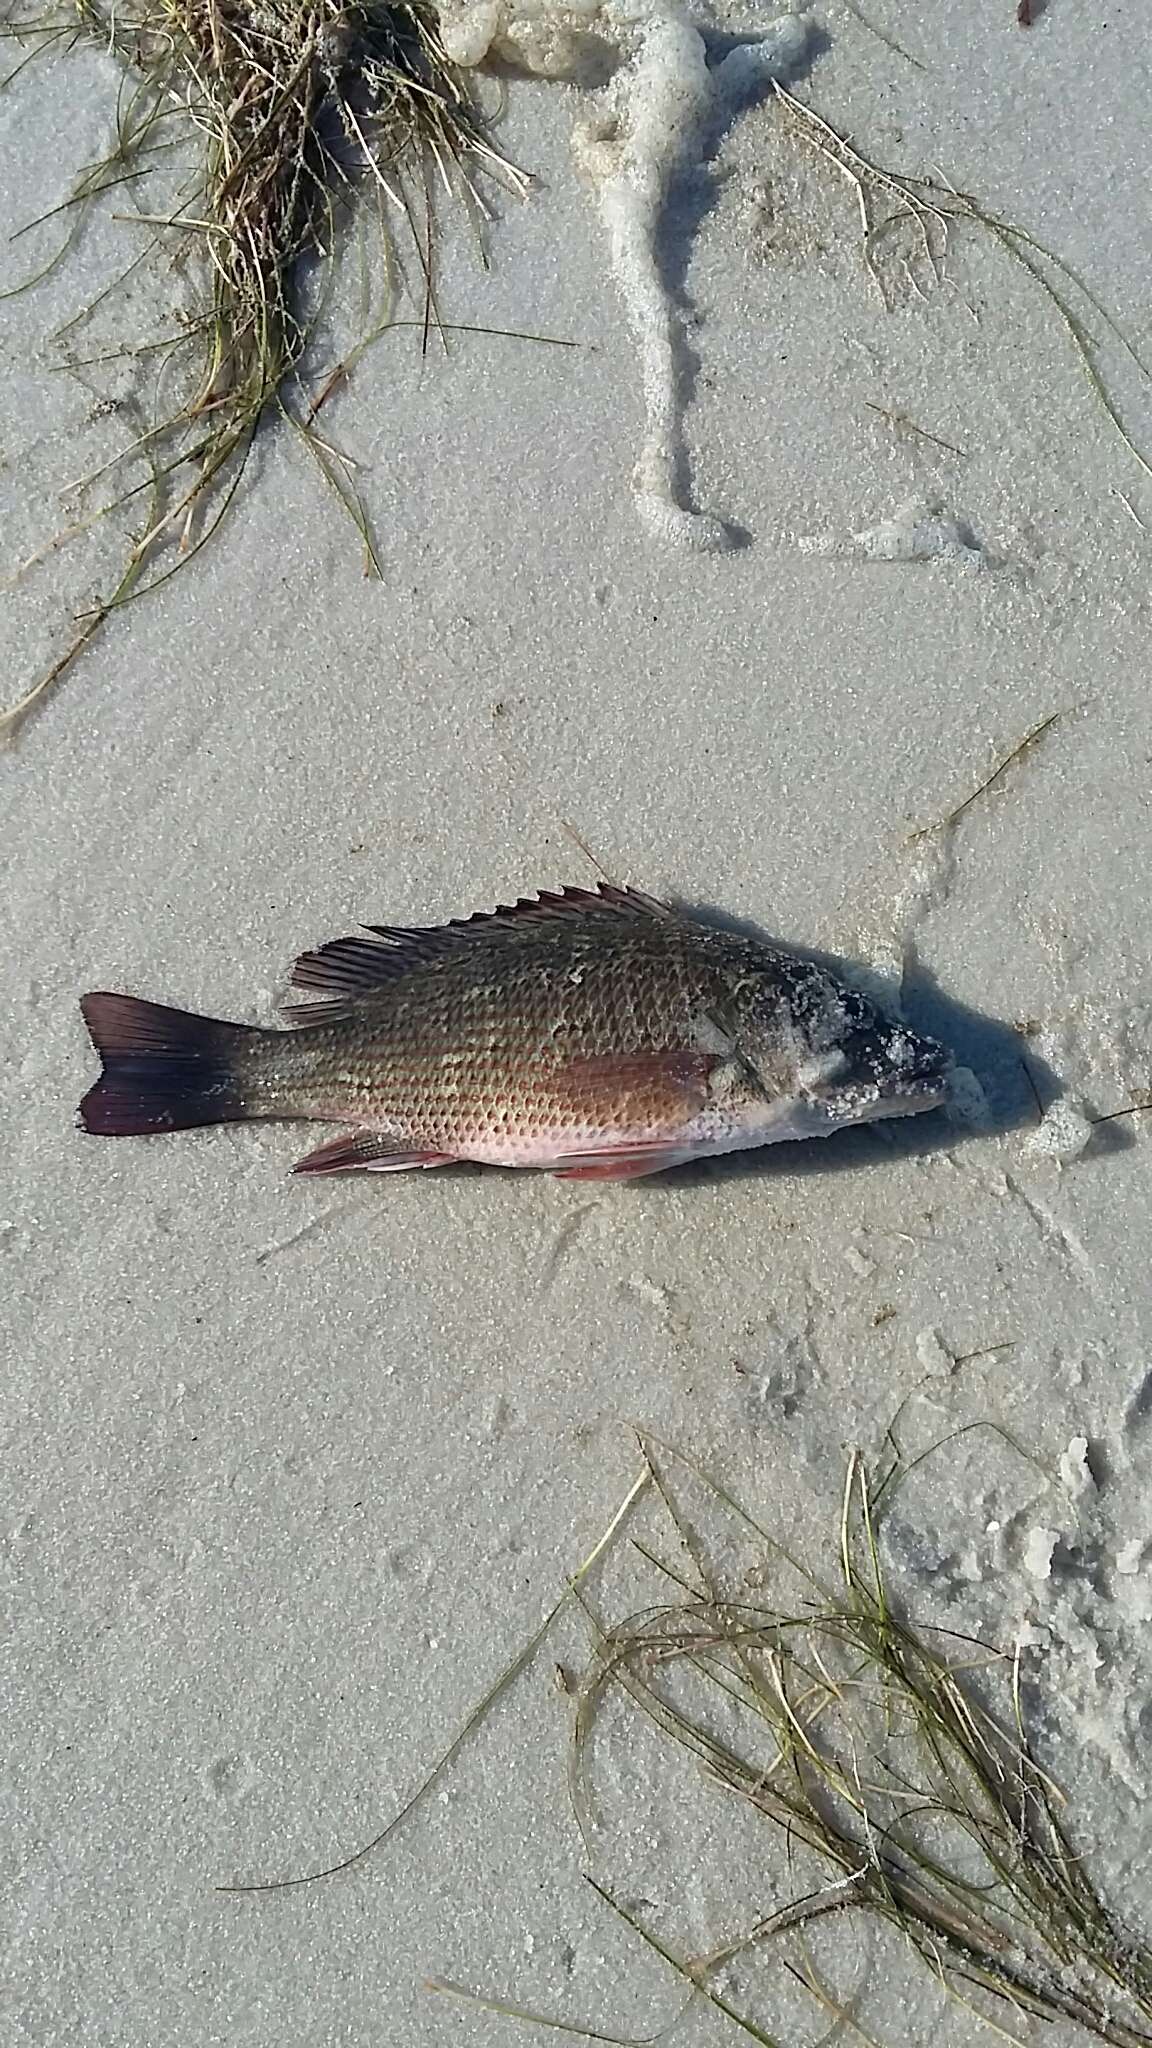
[{"left": 78, "top": 993, "right": 257, "bottom": 1136}]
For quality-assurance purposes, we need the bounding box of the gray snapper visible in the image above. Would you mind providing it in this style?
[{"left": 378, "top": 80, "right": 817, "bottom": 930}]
[{"left": 78, "top": 884, "right": 952, "bottom": 1181}]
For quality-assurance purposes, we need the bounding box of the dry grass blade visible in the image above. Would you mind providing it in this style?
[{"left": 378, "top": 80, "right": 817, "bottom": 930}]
[
  {"left": 2, "top": 0, "right": 533, "bottom": 734},
  {"left": 861, "top": 401, "right": 966, "bottom": 459},
  {"left": 216, "top": 1465, "right": 647, "bottom": 1893},
  {"left": 834, "top": 0, "right": 924, "bottom": 72},
  {"left": 1090, "top": 1099, "right": 1152, "bottom": 1127},
  {"left": 907, "top": 709, "right": 1068, "bottom": 843},
  {"left": 427, "top": 1973, "right": 694, "bottom": 2044},
  {"left": 587, "top": 1880, "right": 789, "bottom": 2048}
]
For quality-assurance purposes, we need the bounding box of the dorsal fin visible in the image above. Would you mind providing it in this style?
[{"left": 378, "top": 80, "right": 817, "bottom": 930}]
[{"left": 286, "top": 884, "right": 672, "bottom": 1008}]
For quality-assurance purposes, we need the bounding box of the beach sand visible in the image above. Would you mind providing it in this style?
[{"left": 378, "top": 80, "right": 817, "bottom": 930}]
[{"left": 3, "top": 2, "right": 1152, "bottom": 2040}]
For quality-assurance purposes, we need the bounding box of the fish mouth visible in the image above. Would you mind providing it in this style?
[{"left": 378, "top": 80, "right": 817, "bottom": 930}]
[
  {"left": 814, "top": 1075, "right": 948, "bottom": 1130},
  {"left": 800, "top": 1016, "right": 954, "bottom": 1125},
  {"left": 870, "top": 1026, "right": 954, "bottom": 1113},
  {"left": 867, "top": 1075, "right": 950, "bottom": 1118},
  {"left": 878, "top": 1031, "right": 952, "bottom": 1094}
]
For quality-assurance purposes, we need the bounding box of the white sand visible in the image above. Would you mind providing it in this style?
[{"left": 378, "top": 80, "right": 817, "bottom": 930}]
[{"left": 4, "top": 2, "right": 1152, "bottom": 2041}]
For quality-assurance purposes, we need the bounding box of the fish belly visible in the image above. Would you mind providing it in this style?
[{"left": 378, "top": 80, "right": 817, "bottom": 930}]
[{"left": 456, "top": 1087, "right": 806, "bottom": 1177}]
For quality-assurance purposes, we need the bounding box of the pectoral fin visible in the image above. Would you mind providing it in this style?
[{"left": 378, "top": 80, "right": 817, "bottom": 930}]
[{"left": 549, "top": 1142, "right": 689, "bottom": 1182}]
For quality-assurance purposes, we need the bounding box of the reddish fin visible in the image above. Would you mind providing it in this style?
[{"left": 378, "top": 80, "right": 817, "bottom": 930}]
[
  {"left": 79, "top": 993, "right": 255, "bottom": 1135},
  {"left": 550, "top": 1143, "right": 688, "bottom": 1182},
  {"left": 289, "top": 883, "right": 672, "bottom": 1000},
  {"left": 291, "top": 1132, "right": 455, "bottom": 1176},
  {"left": 542, "top": 1051, "right": 716, "bottom": 1133}
]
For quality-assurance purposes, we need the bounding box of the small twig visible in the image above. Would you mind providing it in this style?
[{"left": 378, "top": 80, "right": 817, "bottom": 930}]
[
  {"left": 1018, "top": 1055, "right": 1046, "bottom": 1124},
  {"left": 1089, "top": 1099, "right": 1152, "bottom": 1127},
  {"left": 952, "top": 1341, "right": 1016, "bottom": 1367},
  {"left": 559, "top": 820, "right": 621, "bottom": 885},
  {"left": 908, "top": 710, "right": 1067, "bottom": 842},
  {"left": 836, "top": 0, "right": 925, "bottom": 70},
  {"left": 862, "top": 401, "right": 966, "bottom": 459}
]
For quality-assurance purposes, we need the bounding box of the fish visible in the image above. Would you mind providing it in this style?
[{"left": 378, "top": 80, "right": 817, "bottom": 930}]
[{"left": 77, "top": 884, "right": 952, "bottom": 1182}]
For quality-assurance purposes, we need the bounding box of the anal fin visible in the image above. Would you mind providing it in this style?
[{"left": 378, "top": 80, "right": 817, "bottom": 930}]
[
  {"left": 292, "top": 1132, "right": 456, "bottom": 1176},
  {"left": 550, "top": 1142, "right": 687, "bottom": 1182}
]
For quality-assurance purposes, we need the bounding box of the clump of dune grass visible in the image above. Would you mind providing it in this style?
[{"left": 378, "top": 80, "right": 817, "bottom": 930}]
[
  {"left": 210, "top": 1415, "right": 1152, "bottom": 2040},
  {"left": 432, "top": 1432, "right": 1152, "bottom": 2048},
  {"left": 0, "top": 0, "right": 530, "bottom": 733}
]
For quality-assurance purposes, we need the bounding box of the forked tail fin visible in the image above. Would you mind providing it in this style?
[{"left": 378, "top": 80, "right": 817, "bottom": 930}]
[{"left": 78, "top": 993, "right": 258, "bottom": 1136}]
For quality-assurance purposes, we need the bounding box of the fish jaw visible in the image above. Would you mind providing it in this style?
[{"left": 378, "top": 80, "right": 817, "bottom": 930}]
[
  {"left": 807, "top": 1077, "right": 949, "bottom": 1137},
  {"left": 666, "top": 1085, "right": 932, "bottom": 1160},
  {"left": 793, "top": 1018, "right": 953, "bottom": 1135}
]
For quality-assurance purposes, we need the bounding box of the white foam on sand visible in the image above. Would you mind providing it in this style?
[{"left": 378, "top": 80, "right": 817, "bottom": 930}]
[
  {"left": 441, "top": 0, "right": 810, "bottom": 545},
  {"left": 1058, "top": 1433, "right": 1094, "bottom": 1498},
  {"left": 1026, "top": 1096, "right": 1094, "bottom": 1163},
  {"left": 799, "top": 497, "right": 992, "bottom": 569},
  {"left": 1022, "top": 1524, "right": 1058, "bottom": 1579}
]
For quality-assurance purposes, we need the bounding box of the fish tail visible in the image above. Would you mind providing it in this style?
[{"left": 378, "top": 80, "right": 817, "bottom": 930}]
[{"left": 78, "top": 993, "right": 261, "bottom": 1136}]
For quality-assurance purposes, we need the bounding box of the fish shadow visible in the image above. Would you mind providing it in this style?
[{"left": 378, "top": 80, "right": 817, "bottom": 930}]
[{"left": 642, "top": 898, "right": 1062, "bottom": 1188}]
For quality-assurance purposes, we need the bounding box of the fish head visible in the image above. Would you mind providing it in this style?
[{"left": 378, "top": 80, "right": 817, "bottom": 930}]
[
  {"left": 735, "top": 966, "right": 953, "bottom": 1135},
  {"left": 795, "top": 987, "right": 953, "bottom": 1128}
]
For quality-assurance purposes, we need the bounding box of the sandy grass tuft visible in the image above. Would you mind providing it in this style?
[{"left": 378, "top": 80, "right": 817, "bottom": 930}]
[{"left": 1, "top": 0, "right": 528, "bottom": 732}]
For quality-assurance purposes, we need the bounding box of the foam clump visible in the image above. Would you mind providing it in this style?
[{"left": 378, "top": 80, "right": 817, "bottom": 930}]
[
  {"left": 441, "top": 0, "right": 608, "bottom": 76},
  {"left": 944, "top": 1065, "right": 991, "bottom": 1130},
  {"left": 801, "top": 498, "right": 991, "bottom": 571},
  {"left": 1114, "top": 1572, "right": 1152, "bottom": 1622},
  {"left": 1022, "top": 1525, "right": 1058, "bottom": 1580},
  {"left": 439, "top": 0, "right": 812, "bottom": 543},
  {"left": 1058, "top": 1434, "right": 1095, "bottom": 1499},
  {"left": 915, "top": 1326, "right": 953, "bottom": 1375},
  {"left": 1025, "top": 1097, "right": 1094, "bottom": 1164}
]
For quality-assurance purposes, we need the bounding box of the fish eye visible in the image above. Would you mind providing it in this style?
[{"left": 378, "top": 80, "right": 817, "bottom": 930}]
[{"left": 837, "top": 987, "right": 874, "bottom": 1028}]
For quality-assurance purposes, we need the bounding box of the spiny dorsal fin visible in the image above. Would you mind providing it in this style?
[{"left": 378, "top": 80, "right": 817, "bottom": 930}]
[{"left": 286, "top": 883, "right": 672, "bottom": 1007}]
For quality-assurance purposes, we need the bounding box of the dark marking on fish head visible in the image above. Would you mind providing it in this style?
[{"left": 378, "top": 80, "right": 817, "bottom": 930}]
[
  {"left": 718, "top": 955, "right": 953, "bottom": 1132},
  {"left": 798, "top": 985, "right": 953, "bottom": 1126}
]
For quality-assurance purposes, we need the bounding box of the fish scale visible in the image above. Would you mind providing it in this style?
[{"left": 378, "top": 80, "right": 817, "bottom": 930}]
[{"left": 77, "top": 884, "right": 952, "bottom": 1182}]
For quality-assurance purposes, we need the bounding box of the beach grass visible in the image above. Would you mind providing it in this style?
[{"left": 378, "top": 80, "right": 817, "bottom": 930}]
[
  {"left": 433, "top": 1432, "right": 1152, "bottom": 2046},
  {"left": 0, "top": 0, "right": 529, "bottom": 733}
]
